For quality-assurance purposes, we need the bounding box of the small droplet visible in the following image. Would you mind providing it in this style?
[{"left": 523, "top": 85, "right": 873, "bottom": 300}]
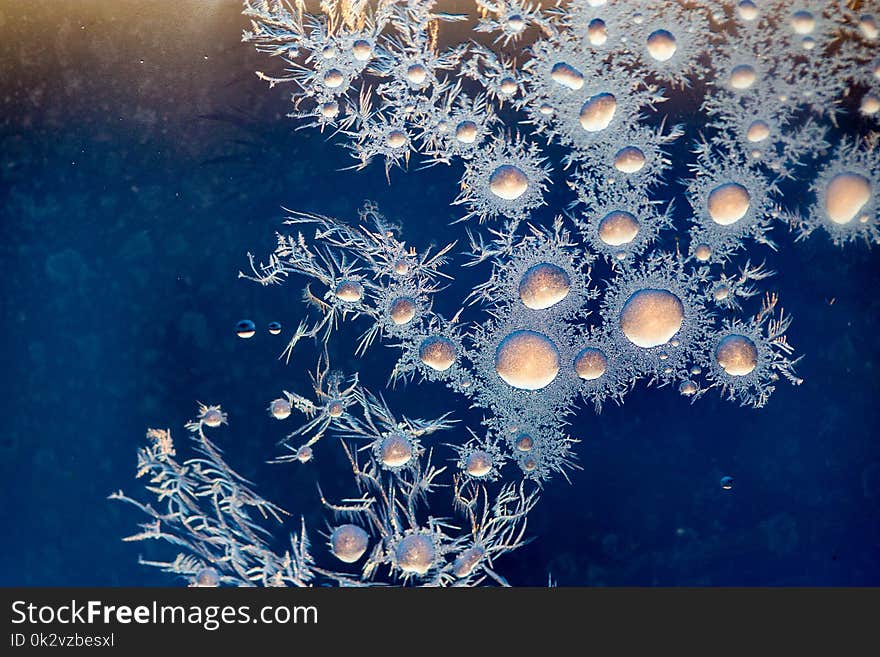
[
  {"left": 720, "top": 476, "right": 734, "bottom": 491},
  {"left": 236, "top": 319, "right": 256, "bottom": 339},
  {"left": 268, "top": 321, "right": 282, "bottom": 335}
]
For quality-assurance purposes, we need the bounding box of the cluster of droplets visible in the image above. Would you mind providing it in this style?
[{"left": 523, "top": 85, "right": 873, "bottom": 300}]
[
  {"left": 113, "top": 394, "right": 537, "bottom": 587},
  {"left": 116, "top": 0, "right": 878, "bottom": 586}
]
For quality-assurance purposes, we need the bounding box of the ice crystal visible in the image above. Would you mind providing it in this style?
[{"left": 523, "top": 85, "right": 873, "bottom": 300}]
[{"left": 116, "top": 0, "right": 877, "bottom": 587}]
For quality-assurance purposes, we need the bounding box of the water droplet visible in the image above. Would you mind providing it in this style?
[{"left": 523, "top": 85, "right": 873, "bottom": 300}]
[
  {"left": 267, "top": 321, "right": 282, "bottom": 335},
  {"left": 720, "top": 476, "right": 734, "bottom": 491},
  {"left": 236, "top": 319, "right": 256, "bottom": 339}
]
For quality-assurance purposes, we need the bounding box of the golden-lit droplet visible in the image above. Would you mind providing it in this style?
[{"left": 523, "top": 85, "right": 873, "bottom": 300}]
[
  {"left": 859, "top": 14, "right": 878, "bottom": 40},
  {"left": 790, "top": 10, "right": 815, "bottom": 35},
  {"left": 515, "top": 433, "right": 534, "bottom": 452},
  {"left": 389, "top": 297, "right": 417, "bottom": 325},
  {"left": 455, "top": 120, "right": 478, "bottom": 144},
  {"left": 746, "top": 120, "right": 770, "bottom": 142},
  {"left": 694, "top": 244, "right": 712, "bottom": 261},
  {"left": 330, "top": 524, "right": 369, "bottom": 563},
  {"left": 588, "top": 19, "right": 608, "bottom": 45},
  {"left": 715, "top": 334, "right": 758, "bottom": 376},
  {"left": 646, "top": 29, "right": 677, "bottom": 62},
  {"left": 495, "top": 330, "right": 560, "bottom": 390},
  {"left": 619, "top": 289, "right": 685, "bottom": 348},
  {"left": 507, "top": 14, "right": 526, "bottom": 33},
  {"left": 518, "top": 263, "right": 571, "bottom": 310},
  {"left": 729, "top": 64, "right": 757, "bottom": 90},
  {"left": 574, "top": 347, "right": 608, "bottom": 380},
  {"left": 236, "top": 319, "right": 256, "bottom": 339},
  {"left": 406, "top": 63, "right": 427, "bottom": 85},
  {"left": 453, "top": 546, "right": 485, "bottom": 578},
  {"left": 825, "top": 173, "right": 871, "bottom": 225},
  {"left": 418, "top": 336, "right": 457, "bottom": 371},
  {"left": 466, "top": 450, "right": 493, "bottom": 477},
  {"left": 613, "top": 146, "right": 646, "bottom": 173},
  {"left": 323, "top": 69, "right": 344, "bottom": 88},
  {"left": 550, "top": 62, "right": 585, "bottom": 90},
  {"left": 737, "top": 0, "right": 759, "bottom": 21},
  {"left": 860, "top": 93, "right": 880, "bottom": 116},
  {"left": 598, "top": 211, "right": 640, "bottom": 246},
  {"left": 380, "top": 433, "right": 413, "bottom": 468},
  {"left": 335, "top": 280, "right": 363, "bottom": 302},
  {"left": 351, "top": 39, "right": 372, "bottom": 62},
  {"left": 395, "top": 533, "right": 435, "bottom": 575},
  {"left": 579, "top": 93, "right": 617, "bottom": 132},
  {"left": 707, "top": 182, "right": 751, "bottom": 225},
  {"left": 269, "top": 398, "right": 291, "bottom": 420},
  {"left": 386, "top": 130, "right": 407, "bottom": 148},
  {"left": 488, "top": 164, "right": 529, "bottom": 200}
]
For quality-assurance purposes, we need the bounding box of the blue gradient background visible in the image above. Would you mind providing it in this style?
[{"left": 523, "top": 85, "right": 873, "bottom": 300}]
[{"left": 1, "top": 1, "right": 878, "bottom": 586}]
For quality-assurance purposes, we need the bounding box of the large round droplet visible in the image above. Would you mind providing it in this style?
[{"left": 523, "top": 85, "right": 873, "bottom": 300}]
[
  {"left": 646, "top": 29, "right": 677, "bottom": 62},
  {"left": 861, "top": 93, "right": 880, "bottom": 116},
  {"left": 598, "top": 211, "right": 640, "bottom": 246},
  {"left": 859, "top": 14, "right": 878, "bottom": 40},
  {"left": 550, "top": 62, "right": 584, "bottom": 90},
  {"left": 335, "top": 280, "right": 363, "bottom": 302},
  {"left": 515, "top": 433, "right": 534, "bottom": 451},
  {"left": 588, "top": 19, "right": 608, "bottom": 45},
  {"left": 389, "top": 297, "right": 416, "bottom": 325},
  {"left": 323, "top": 69, "right": 344, "bottom": 88},
  {"left": 418, "top": 336, "right": 456, "bottom": 371},
  {"left": 395, "top": 533, "right": 435, "bottom": 575},
  {"left": 715, "top": 334, "right": 758, "bottom": 376},
  {"left": 619, "top": 289, "right": 684, "bottom": 348},
  {"left": 269, "top": 398, "right": 291, "bottom": 420},
  {"left": 613, "top": 147, "right": 646, "bottom": 173},
  {"left": 330, "top": 524, "right": 369, "bottom": 563},
  {"left": 495, "top": 330, "right": 560, "bottom": 390},
  {"left": 320, "top": 101, "right": 339, "bottom": 119},
  {"left": 707, "top": 183, "right": 751, "bottom": 225},
  {"left": 729, "top": 64, "right": 757, "bottom": 90},
  {"left": 737, "top": 1, "right": 759, "bottom": 21},
  {"left": 465, "top": 450, "right": 493, "bottom": 478},
  {"left": 825, "top": 173, "right": 871, "bottom": 225},
  {"left": 579, "top": 93, "right": 617, "bottom": 132},
  {"left": 746, "top": 120, "right": 770, "bottom": 142},
  {"left": 386, "top": 130, "right": 407, "bottom": 149},
  {"left": 518, "top": 263, "right": 571, "bottom": 310},
  {"left": 574, "top": 347, "right": 608, "bottom": 380},
  {"left": 236, "top": 319, "right": 256, "bottom": 339},
  {"left": 488, "top": 164, "right": 529, "bottom": 200},
  {"left": 455, "top": 120, "right": 478, "bottom": 144},
  {"left": 694, "top": 244, "right": 712, "bottom": 261},
  {"left": 351, "top": 39, "right": 372, "bottom": 61},
  {"left": 790, "top": 10, "right": 815, "bottom": 34},
  {"left": 406, "top": 63, "right": 427, "bottom": 85},
  {"left": 507, "top": 14, "right": 525, "bottom": 33},
  {"left": 379, "top": 433, "right": 413, "bottom": 468}
]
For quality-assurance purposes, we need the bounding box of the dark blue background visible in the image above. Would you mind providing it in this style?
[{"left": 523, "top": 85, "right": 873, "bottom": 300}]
[{"left": 1, "top": 1, "right": 878, "bottom": 586}]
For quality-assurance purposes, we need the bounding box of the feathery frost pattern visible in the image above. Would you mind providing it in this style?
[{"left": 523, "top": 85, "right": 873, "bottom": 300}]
[{"left": 115, "top": 0, "right": 876, "bottom": 586}]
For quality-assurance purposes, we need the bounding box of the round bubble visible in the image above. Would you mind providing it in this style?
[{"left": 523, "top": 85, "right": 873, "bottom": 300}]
[{"left": 236, "top": 319, "right": 256, "bottom": 339}]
